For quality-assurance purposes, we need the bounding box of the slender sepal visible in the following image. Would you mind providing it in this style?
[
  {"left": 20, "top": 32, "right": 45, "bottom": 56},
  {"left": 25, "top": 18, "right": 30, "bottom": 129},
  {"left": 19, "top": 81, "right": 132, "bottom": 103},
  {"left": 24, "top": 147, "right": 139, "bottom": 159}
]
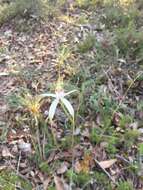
[
  {"left": 61, "top": 97, "right": 74, "bottom": 118},
  {"left": 65, "top": 90, "right": 77, "bottom": 96},
  {"left": 41, "top": 93, "right": 56, "bottom": 98},
  {"left": 49, "top": 99, "right": 59, "bottom": 121}
]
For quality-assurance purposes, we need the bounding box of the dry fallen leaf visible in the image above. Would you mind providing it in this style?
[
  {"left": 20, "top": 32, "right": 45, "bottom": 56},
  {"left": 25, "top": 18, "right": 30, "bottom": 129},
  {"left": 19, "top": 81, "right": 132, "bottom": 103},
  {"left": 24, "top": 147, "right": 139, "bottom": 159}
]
[
  {"left": 75, "top": 160, "right": 82, "bottom": 173},
  {"left": 38, "top": 172, "right": 51, "bottom": 190},
  {"left": 2, "top": 146, "right": 14, "bottom": 158},
  {"left": 128, "top": 122, "right": 138, "bottom": 129},
  {"left": 98, "top": 159, "right": 117, "bottom": 169},
  {"left": 57, "top": 162, "right": 68, "bottom": 174},
  {"left": 54, "top": 176, "right": 69, "bottom": 190},
  {"left": 0, "top": 165, "right": 7, "bottom": 171},
  {"left": 54, "top": 176, "right": 65, "bottom": 190},
  {"left": 43, "top": 178, "right": 51, "bottom": 190}
]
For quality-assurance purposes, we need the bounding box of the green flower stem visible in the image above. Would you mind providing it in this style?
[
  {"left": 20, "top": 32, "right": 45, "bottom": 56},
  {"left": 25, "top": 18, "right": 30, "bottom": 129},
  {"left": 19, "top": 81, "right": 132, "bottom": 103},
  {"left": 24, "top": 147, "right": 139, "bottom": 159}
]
[
  {"left": 70, "top": 117, "right": 75, "bottom": 190},
  {"left": 50, "top": 124, "right": 58, "bottom": 148},
  {"left": 60, "top": 102, "right": 75, "bottom": 189},
  {"left": 36, "top": 125, "right": 43, "bottom": 160}
]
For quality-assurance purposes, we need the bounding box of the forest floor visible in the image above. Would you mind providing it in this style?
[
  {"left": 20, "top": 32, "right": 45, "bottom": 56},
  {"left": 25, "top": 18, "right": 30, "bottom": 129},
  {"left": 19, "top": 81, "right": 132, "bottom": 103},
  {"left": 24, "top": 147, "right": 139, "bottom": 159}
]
[{"left": 0, "top": 1, "right": 143, "bottom": 190}]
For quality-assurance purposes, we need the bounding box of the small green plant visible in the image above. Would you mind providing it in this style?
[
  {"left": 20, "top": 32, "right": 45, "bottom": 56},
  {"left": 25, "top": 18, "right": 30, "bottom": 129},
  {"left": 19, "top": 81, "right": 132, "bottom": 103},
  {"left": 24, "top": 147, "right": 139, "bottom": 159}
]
[
  {"left": 76, "top": 14, "right": 89, "bottom": 25},
  {"left": 0, "top": 0, "right": 51, "bottom": 25},
  {"left": 89, "top": 85, "right": 116, "bottom": 126},
  {"left": 117, "top": 181, "right": 134, "bottom": 190},
  {"left": 89, "top": 89, "right": 113, "bottom": 114},
  {"left": 39, "top": 161, "right": 51, "bottom": 173},
  {"left": 137, "top": 100, "right": 143, "bottom": 111},
  {"left": 101, "top": 1, "right": 139, "bottom": 29},
  {"left": 124, "top": 129, "right": 140, "bottom": 149},
  {"left": 18, "top": 92, "right": 43, "bottom": 126},
  {"left": 60, "top": 135, "right": 80, "bottom": 149},
  {"left": 77, "top": 34, "right": 95, "bottom": 53},
  {"left": 118, "top": 114, "right": 132, "bottom": 128},
  {"left": 106, "top": 135, "right": 119, "bottom": 155},
  {"left": 66, "top": 170, "right": 112, "bottom": 189},
  {"left": 90, "top": 127, "right": 102, "bottom": 144},
  {"left": 0, "top": 46, "right": 7, "bottom": 54},
  {"left": 48, "top": 186, "right": 56, "bottom": 190},
  {"left": 115, "top": 25, "right": 143, "bottom": 58},
  {"left": 93, "top": 172, "right": 112, "bottom": 190},
  {"left": 0, "top": 0, "right": 34, "bottom": 25},
  {"left": 0, "top": 169, "right": 32, "bottom": 190},
  {"left": 66, "top": 169, "right": 92, "bottom": 187},
  {"left": 17, "top": 91, "right": 52, "bottom": 161}
]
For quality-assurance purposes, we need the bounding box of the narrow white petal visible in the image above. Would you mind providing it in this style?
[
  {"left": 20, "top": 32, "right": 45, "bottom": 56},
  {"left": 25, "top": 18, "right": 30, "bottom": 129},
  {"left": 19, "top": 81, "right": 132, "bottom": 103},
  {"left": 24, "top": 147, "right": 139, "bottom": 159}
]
[
  {"left": 64, "top": 90, "right": 77, "bottom": 96},
  {"left": 41, "top": 93, "right": 56, "bottom": 98},
  {"left": 61, "top": 98, "right": 74, "bottom": 117},
  {"left": 49, "top": 99, "right": 59, "bottom": 121}
]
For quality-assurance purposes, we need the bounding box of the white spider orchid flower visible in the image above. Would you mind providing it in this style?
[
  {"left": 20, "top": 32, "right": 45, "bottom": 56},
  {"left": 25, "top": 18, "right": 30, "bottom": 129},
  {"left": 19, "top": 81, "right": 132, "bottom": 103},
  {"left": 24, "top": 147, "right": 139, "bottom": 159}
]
[{"left": 41, "top": 89, "right": 77, "bottom": 122}]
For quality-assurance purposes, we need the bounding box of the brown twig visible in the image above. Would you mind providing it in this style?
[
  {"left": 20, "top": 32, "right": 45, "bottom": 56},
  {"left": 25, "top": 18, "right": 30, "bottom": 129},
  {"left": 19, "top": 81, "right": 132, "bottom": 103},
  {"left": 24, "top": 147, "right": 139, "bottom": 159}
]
[{"left": 116, "top": 154, "right": 131, "bottom": 165}]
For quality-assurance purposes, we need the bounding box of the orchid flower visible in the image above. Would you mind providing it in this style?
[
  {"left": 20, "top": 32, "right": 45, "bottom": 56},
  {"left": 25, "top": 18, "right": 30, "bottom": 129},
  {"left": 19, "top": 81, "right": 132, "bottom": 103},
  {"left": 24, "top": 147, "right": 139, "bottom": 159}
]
[{"left": 41, "top": 88, "right": 77, "bottom": 122}]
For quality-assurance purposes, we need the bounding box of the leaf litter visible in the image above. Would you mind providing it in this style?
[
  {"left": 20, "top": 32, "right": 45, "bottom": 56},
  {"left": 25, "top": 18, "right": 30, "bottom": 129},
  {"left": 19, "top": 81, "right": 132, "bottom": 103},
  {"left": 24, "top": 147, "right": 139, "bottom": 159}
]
[{"left": 0, "top": 1, "right": 143, "bottom": 189}]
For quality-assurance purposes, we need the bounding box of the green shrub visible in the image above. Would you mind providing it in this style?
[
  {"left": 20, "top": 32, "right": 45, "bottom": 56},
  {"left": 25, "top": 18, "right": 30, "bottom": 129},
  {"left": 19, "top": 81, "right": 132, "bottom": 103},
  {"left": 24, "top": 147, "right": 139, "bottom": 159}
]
[
  {"left": 115, "top": 25, "right": 143, "bottom": 58},
  {"left": 0, "top": 0, "right": 45, "bottom": 25},
  {"left": 101, "top": 1, "right": 139, "bottom": 29}
]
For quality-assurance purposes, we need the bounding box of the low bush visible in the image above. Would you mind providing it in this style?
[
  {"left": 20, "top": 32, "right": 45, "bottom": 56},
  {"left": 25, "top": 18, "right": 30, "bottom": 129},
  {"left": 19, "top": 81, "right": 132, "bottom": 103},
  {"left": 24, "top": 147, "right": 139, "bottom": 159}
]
[
  {"left": 0, "top": 0, "right": 45, "bottom": 25},
  {"left": 115, "top": 25, "right": 143, "bottom": 59}
]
